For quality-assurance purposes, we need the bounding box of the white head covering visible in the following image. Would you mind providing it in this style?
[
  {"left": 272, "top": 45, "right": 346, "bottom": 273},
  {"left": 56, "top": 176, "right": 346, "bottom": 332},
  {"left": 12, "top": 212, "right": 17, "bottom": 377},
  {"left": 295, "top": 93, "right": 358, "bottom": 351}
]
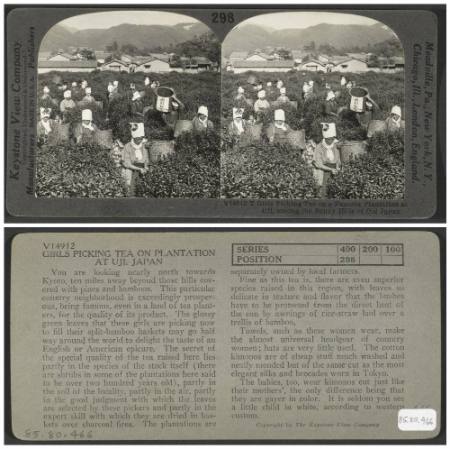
[
  {"left": 322, "top": 122, "right": 337, "bottom": 139},
  {"left": 132, "top": 91, "right": 141, "bottom": 101},
  {"left": 326, "top": 90, "right": 336, "bottom": 101},
  {"left": 81, "top": 109, "right": 94, "bottom": 131},
  {"left": 274, "top": 109, "right": 285, "bottom": 121},
  {"left": 131, "top": 122, "right": 145, "bottom": 138},
  {"left": 71, "top": 81, "right": 77, "bottom": 87},
  {"left": 63, "top": 90, "right": 71, "bottom": 99},
  {"left": 274, "top": 109, "right": 287, "bottom": 130},
  {"left": 40, "top": 107, "right": 51, "bottom": 118},
  {"left": 144, "top": 77, "right": 150, "bottom": 86},
  {"left": 82, "top": 109, "right": 92, "bottom": 121},
  {"left": 233, "top": 108, "right": 244, "bottom": 134},
  {"left": 280, "top": 87, "right": 286, "bottom": 95},
  {"left": 238, "top": 86, "right": 245, "bottom": 94},
  {"left": 391, "top": 105, "right": 402, "bottom": 118},
  {"left": 40, "top": 108, "right": 52, "bottom": 133},
  {"left": 257, "top": 90, "right": 266, "bottom": 99},
  {"left": 85, "top": 87, "right": 92, "bottom": 94},
  {"left": 198, "top": 105, "right": 208, "bottom": 117},
  {"left": 43, "top": 86, "right": 50, "bottom": 94}
]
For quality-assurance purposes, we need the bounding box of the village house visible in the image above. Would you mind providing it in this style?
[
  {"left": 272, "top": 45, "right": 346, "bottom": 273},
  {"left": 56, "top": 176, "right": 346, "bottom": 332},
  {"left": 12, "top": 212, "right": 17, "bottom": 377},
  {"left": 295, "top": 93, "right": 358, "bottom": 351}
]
[
  {"left": 298, "top": 59, "right": 328, "bottom": 73},
  {"left": 230, "top": 59, "right": 294, "bottom": 73},
  {"left": 134, "top": 58, "right": 171, "bottom": 73},
  {"left": 332, "top": 57, "right": 369, "bottom": 73},
  {"left": 38, "top": 59, "right": 98, "bottom": 74},
  {"left": 99, "top": 59, "right": 130, "bottom": 72},
  {"left": 245, "top": 52, "right": 272, "bottom": 62},
  {"left": 120, "top": 54, "right": 134, "bottom": 64},
  {"left": 47, "top": 52, "right": 77, "bottom": 62}
]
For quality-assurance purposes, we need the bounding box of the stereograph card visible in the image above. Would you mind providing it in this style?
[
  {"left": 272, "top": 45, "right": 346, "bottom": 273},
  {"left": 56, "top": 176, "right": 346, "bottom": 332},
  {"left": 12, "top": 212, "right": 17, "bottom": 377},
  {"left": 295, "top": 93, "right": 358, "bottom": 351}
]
[{"left": 4, "top": 5, "right": 444, "bottom": 219}]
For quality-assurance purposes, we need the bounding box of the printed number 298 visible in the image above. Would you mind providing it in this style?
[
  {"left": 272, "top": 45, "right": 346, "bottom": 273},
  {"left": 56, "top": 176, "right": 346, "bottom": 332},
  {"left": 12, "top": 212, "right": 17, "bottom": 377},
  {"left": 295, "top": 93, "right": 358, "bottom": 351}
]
[{"left": 212, "top": 12, "right": 234, "bottom": 23}]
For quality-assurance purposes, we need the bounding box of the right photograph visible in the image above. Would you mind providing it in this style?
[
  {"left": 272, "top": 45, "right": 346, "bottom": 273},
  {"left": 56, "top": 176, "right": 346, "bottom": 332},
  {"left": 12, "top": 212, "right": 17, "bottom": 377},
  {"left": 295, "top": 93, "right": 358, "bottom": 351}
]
[{"left": 221, "top": 11, "right": 405, "bottom": 200}]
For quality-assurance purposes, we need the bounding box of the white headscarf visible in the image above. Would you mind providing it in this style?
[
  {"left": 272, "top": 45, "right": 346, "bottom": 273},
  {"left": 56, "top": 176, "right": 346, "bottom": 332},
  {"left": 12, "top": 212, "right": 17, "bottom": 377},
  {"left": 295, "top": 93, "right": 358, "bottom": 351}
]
[
  {"left": 232, "top": 108, "right": 244, "bottom": 134},
  {"left": 40, "top": 108, "right": 52, "bottom": 134},
  {"left": 274, "top": 109, "right": 287, "bottom": 131},
  {"left": 81, "top": 109, "right": 94, "bottom": 131}
]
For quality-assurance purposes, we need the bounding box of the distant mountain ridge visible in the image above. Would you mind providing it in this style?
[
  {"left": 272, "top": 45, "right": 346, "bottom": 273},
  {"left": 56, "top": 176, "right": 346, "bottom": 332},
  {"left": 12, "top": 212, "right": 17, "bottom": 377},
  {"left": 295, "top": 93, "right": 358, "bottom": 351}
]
[
  {"left": 40, "top": 22, "right": 211, "bottom": 52},
  {"left": 223, "top": 22, "right": 400, "bottom": 55}
]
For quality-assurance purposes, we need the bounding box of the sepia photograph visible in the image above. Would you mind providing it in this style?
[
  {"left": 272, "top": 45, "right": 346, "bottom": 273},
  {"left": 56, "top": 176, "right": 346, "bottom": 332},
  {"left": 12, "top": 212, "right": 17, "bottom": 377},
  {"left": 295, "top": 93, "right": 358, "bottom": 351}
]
[
  {"left": 36, "top": 11, "right": 221, "bottom": 198},
  {"left": 221, "top": 12, "right": 405, "bottom": 200}
]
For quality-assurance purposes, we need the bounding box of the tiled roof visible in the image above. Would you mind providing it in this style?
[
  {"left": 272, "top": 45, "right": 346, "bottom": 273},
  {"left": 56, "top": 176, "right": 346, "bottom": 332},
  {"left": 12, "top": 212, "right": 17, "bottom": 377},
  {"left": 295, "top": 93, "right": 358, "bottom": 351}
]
[
  {"left": 39, "top": 60, "right": 98, "bottom": 68},
  {"left": 232, "top": 60, "right": 294, "bottom": 68}
]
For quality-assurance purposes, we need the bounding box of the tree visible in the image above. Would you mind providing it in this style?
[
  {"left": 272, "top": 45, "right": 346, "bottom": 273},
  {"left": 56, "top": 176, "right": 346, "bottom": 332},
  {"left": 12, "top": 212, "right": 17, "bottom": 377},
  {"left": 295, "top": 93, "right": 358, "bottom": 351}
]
[
  {"left": 173, "top": 32, "right": 220, "bottom": 62},
  {"left": 277, "top": 49, "right": 291, "bottom": 60},
  {"left": 120, "top": 44, "right": 139, "bottom": 56},
  {"left": 106, "top": 41, "right": 119, "bottom": 53},
  {"left": 78, "top": 48, "right": 95, "bottom": 60}
]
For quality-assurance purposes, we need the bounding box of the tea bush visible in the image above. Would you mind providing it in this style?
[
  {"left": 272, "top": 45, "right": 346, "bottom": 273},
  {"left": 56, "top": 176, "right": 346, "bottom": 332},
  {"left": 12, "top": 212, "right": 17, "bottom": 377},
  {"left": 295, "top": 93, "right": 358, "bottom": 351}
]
[
  {"left": 327, "top": 130, "right": 405, "bottom": 199},
  {"left": 135, "top": 132, "right": 220, "bottom": 198},
  {"left": 36, "top": 143, "right": 127, "bottom": 197},
  {"left": 221, "top": 143, "right": 320, "bottom": 199}
]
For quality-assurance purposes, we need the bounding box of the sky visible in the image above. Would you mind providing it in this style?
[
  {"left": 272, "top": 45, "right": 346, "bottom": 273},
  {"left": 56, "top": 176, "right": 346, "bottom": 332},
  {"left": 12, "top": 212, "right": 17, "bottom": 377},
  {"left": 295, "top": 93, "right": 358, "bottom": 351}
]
[
  {"left": 237, "top": 12, "right": 380, "bottom": 30},
  {"left": 61, "top": 11, "right": 199, "bottom": 30}
]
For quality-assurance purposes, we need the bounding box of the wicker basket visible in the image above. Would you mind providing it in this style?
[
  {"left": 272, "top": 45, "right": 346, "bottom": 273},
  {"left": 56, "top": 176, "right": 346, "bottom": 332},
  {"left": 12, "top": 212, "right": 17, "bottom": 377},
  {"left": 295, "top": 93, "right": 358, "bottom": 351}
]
[
  {"left": 149, "top": 140, "right": 175, "bottom": 162},
  {"left": 367, "top": 120, "right": 387, "bottom": 138},
  {"left": 287, "top": 130, "right": 306, "bottom": 150},
  {"left": 174, "top": 120, "right": 193, "bottom": 138},
  {"left": 47, "top": 123, "right": 70, "bottom": 146},
  {"left": 246, "top": 123, "right": 262, "bottom": 141},
  {"left": 339, "top": 140, "right": 368, "bottom": 162},
  {"left": 94, "top": 129, "right": 114, "bottom": 149}
]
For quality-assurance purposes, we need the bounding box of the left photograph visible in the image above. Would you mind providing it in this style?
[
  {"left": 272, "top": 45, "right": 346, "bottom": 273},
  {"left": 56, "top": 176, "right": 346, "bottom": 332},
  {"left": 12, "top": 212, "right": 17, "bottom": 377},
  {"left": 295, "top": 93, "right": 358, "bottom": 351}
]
[{"left": 36, "top": 10, "right": 221, "bottom": 198}]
